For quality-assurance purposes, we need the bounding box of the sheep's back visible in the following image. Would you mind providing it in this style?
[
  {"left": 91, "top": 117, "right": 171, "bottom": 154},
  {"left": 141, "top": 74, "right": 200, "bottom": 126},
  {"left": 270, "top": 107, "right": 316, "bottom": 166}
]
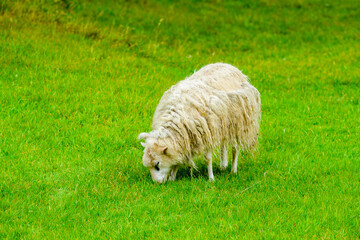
[{"left": 189, "top": 63, "right": 248, "bottom": 92}]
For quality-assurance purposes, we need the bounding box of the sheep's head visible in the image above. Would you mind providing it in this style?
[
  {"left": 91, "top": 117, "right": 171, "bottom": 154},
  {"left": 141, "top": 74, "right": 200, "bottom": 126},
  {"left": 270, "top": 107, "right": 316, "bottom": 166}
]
[{"left": 138, "top": 132, "right": 179, "bottom": 183}]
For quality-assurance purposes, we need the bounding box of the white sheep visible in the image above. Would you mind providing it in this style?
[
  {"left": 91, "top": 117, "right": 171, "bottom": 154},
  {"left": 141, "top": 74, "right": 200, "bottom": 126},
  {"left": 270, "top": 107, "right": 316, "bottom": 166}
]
[{"left": 138, "top": 63, "right": 261, "bottom": 183}]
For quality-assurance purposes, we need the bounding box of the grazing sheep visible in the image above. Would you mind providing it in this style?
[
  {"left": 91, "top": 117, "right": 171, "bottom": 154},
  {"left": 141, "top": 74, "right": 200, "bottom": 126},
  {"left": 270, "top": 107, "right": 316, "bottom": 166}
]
[{"left": 138, "top": 63, "right": 261, "bottom": 183}]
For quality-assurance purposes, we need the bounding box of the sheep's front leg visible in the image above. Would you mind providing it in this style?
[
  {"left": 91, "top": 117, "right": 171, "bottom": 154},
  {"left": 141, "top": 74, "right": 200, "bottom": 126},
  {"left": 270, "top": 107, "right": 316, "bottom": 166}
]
[
  {"left": 204, "top": 152, "right": 215, "bottom": 181},
  {"left": 168, "top": 165, "right": 179, "bottom": 181},
  {"left": 231, "top": 147, "right": 240, "bottom": 174},
  {"left": 220, "top": 145, "right": 228, "bottom": 170}
]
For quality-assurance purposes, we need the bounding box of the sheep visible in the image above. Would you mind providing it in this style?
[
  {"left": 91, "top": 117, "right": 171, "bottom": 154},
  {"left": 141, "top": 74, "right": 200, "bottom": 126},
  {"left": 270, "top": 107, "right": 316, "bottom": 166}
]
[{"left": 138, "top": 63, "right": 261, "bottom": 183}]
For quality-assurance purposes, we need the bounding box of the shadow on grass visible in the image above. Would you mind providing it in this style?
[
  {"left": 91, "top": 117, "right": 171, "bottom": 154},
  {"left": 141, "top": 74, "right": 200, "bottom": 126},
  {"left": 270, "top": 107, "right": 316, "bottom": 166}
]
[{"left": 174, "top": 152, "right": 266, "bottom": 184}]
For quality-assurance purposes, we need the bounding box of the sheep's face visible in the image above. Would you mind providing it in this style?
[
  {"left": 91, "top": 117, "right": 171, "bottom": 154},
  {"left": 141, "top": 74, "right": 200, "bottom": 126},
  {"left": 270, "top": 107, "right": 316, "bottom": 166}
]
[{"left": 138, "top": 133, "right": 179, "bottom": 184}]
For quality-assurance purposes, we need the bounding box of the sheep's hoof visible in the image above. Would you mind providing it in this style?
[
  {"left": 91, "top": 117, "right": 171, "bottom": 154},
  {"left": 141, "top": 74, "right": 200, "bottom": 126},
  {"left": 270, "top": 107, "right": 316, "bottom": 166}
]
[
  {"left": 220, "top": 162, "right": 228, "bottom": 170},
  {"left": 220, "top": 165, "right": 228, "bottom": 171},
  {"left": 209, "top": 177, "right": 215, "bottom": 182}
]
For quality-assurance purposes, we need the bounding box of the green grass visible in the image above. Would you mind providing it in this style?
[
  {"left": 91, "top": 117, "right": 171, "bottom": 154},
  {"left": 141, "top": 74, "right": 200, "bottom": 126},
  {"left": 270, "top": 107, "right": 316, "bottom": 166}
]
[{"left": 1, "top": 0, "right": 359, "bottom": 238}]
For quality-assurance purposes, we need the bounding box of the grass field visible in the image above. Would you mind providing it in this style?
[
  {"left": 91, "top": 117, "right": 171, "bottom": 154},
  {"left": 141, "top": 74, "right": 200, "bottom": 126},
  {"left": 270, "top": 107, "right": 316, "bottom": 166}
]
[{"left": 1, "top": 0, "right": 359, "bottom": 239}]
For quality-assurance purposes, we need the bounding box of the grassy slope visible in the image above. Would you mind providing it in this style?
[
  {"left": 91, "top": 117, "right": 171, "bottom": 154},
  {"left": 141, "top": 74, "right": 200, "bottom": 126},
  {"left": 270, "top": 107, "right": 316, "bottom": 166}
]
[{"left": 1, "top": 0, "right": 359, "bottom": 239}]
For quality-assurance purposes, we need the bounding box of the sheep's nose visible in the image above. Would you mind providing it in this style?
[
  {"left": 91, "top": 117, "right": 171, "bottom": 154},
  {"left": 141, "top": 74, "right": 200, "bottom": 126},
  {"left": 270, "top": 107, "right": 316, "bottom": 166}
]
[{"left": 152, "top": 176, "right": 167, "bottom": 184}]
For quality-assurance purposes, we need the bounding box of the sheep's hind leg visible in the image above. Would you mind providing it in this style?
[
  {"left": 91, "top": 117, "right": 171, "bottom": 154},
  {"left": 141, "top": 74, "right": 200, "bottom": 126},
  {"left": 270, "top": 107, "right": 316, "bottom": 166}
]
[
  {"left": 231, "top": 147, "right": 240, "bottom": 174},
  {"left": 204, "top": 152, "right": 215, "bottom": 181},
  {"left": 220, "top": 145, "right": 228, "bottom": 170}
]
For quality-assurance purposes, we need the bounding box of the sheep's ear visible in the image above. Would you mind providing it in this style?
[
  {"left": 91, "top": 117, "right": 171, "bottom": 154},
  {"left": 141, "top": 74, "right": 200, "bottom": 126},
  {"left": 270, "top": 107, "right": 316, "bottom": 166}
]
[
  {"left": 140, "top": 142, "right": 146, "bottom": 148},
  {"left": 162, "top": 147, "right": 168, "bottom": 155},
  {"left": 154, "top": 143, "right": 168, "bottom": 154},
  {"left": 137, "top": 132, "right": 149, "bottom": 140}
]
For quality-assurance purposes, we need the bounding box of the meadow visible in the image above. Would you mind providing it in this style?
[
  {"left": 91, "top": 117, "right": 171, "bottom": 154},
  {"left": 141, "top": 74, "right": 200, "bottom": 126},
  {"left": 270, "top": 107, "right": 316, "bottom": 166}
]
[{"left": 0, "top": 0, "right": 359, "bottom": 239}]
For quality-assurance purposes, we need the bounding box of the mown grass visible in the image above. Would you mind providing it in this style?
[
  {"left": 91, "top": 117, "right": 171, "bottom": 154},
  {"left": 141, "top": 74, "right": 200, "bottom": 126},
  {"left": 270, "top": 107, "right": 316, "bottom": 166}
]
[{"left": 1, "top": 0, "right": 359, "bottom": 239}]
